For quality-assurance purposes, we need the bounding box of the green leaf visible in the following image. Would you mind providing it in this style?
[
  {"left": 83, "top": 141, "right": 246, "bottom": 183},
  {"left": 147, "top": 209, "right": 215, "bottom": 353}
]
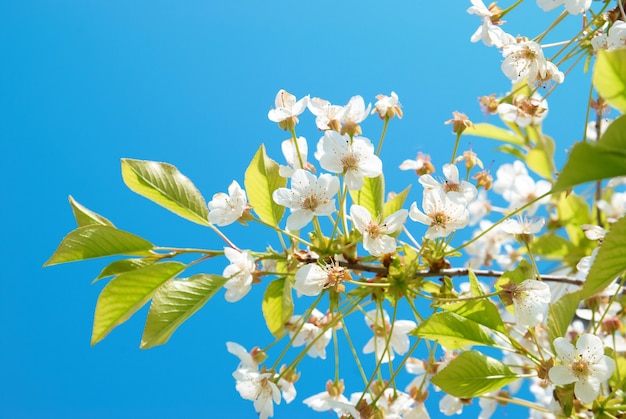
[
  {"left": 525, "top": 126, "right": 555, "bottom": 180},
  {"left": 382, "top": 185, "right": 411, "bottom": 219},
  {"left": 121, "top": 158, "right": 209, "bottom": 226},
  {"left": 593, "top": 48, "right": 626, "bottom": 113},
  {"left": 468, "top": 269, "right": 485, "bottom": 297},
  {"left": 91, "top": 261, "right": 186, "bottom": 345},
  {"left": 350, "top": 174, "right": 384, "bottom": 218},
  {"left": 554, "top": 144, "right": 626, "bottom": 192},
  {"left": 441, "top": 299, "right": 507, "bottom": 334},
  {"left": 94, "top": 258, "right": 158, "bottom": 283},
  {"left": 244, "top": 144, "right": 286, "bottom": 227},
  {"left": 532, "top": 233, "right": 574, "bottom": 259},
  {"left": 556, "top": 192, "right": 591, "bottom": 247},
  {"left": 262, "top": 277, "right": 293, "bottom": 337},
  {"left": 548, "top": 291, "right": 580, "bottom": 342},
  {"left": 495, "top": 259, "right": 534, "bottom": 290},
  {"left": 69, "top": 195, "right": 114, "bottom": 227},
  {"left": 44, "top": 225, "right": 154, "bottom": 266},
  {"left": 599, "top": 114, "right": 626, "bottom": 149},
  {"left": 581, "top": 216, "right": 626, "bottom": 298},
  {"left": 463, "top": 123, "right": 525, "bottom": 146},
  {"left": 411, "top": 311, "right": 495, "bottom": 350},
  {"left": 141, "top": 274, "right": 228, "bottom": 349},
  {"left": 431, "top": 351, "right": 518, "bottom": 398}
]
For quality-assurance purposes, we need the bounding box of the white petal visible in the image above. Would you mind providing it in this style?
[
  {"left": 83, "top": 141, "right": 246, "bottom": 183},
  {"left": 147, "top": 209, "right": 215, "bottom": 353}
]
[{"left": 548, "top": 365, "right": 577, "bottom": 385}]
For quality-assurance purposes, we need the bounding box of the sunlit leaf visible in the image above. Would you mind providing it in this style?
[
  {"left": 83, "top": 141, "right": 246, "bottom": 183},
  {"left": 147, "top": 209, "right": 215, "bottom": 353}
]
[
  {"left": 244, "top": 144, "right": 286, "bottom": 227},
  {"left": 44, "top": 225, "right": 154, "bottom": 266},
  {"left": 532, "top": 233, "right": 574, "bottom": 259},
  {"left": 593, "top": 48, "right": 626, "bottom": 113},
  {"left": 69, "top": 195, "right": 114, "bottom": 227},
  {"left": 92, "top": 262, "right": 186, "bottom": 345},
  {"left": 141, "top": 274, "right": 228, "bottom": 349},
  {"left": 581, "top": 216, "right": 626, "bottom": 298},
  {"left": 411, "top": 311, "right": 495, "bottom": 350},
  {"left": 350, "top": 174, "right": 384, "bottom": 218},
  {"left": 262, "top": 277, "right": 293, "bottom": 337},
  {"left": 526, "top": 126, "right": 555, "bottom": 180},
  {"left": 94, "top": 258, "right": 158, "bottom": 283},
  {"left": 383, "top": 185, "right": 411, "bottom": 219},
  {"left": 121, "top": 158, "right": 209, "bottom": 226},
  {"left": 463, "top": 123, "right": 525, "bottom": 146},
  {"left": 548, "top": 291, "right": 580, "bottom": 342},
  {"left": 431, "top": 351, "right": 518, "bottom": 398},
  {"left": 441, "top": 299, "right": 506, "bottom": 334}
]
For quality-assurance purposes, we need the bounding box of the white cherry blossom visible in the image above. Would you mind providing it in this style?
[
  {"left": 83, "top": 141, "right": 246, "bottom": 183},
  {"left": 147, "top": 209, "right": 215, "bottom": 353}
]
[
  {"left": 410, "top": 189, "right": 470, "bottom": 239},
  {"left": 272, "top": 169, "right": 339, "bottom": 230},
  {"left": 399, "top": 152, "right": 435, "bottom": 175},
  {"left": 439, "top": 394, "right": 464, "bottom": 416},
  {"left": 501, "top": 40, "right": 551, "bottom": 85},
  {"left": 350, "top": 204, "right": 408, "bottom": 256},
  {"left": 497, "top": 94, "right": 548, "bottom": 127},
  {"left": 339, "top": 95, "right": 371, "bottom": 135},
  {"left": 512, "top": 279, "right": 551, "bottom": 327},
  {"left": 314, "top": 130, "right": 382, "bottom": 190},
  {"left": 373, "top": 91, "right": 403, "bottom": 119},
  {"left": 537, "top": 0, "right": 591, "bottom": 14},
  {"left": 233, "top": 368, "right": 281, "bottom": 419},
  {"left": 222, "top": 248, "right": 256, "bottom": 302},
  {"left": 226, "top": 341, "right": 259, "bottom": 371},
  {"left": 286, "top": 309, "right": 332, "bottom": 359},
  {"left": 293, "top": 261, "right": 348, "bottom": 296},
  {"left": 419, "top": 163, "right": 477, "bottom": 204},
  {"left": 501, "top": 215, "right": 545, "bottom": 235},
  {"left": 549, "top": 333, "right": 615, "bottom": 403},
  {"left": 208, "top": 180, "right": 248, "bottom": 226},
  {"left": 268, "top": 89, "right": 309, "bottom": 127},
  {"left": 303, "top": 381, "right": 358, "bottom": 418},
  {"left": 597, "top": 191, "right": 626, "bottom": 223},
  {"left": 307, "top": 97, "right": 343, "bottom": 131},
  {"left": 607, "top": 21, "right": 626, "bottom": 50},
  {"left": 363, "top": 309, "right": 416, "bottom": 363},
  {"left": 493, "top": 161, "right": 551, "bottom": 214}
]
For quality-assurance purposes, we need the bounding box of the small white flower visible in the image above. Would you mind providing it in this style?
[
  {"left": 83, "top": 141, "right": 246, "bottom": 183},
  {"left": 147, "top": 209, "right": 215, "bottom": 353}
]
[
  {"left": 607, "top": 21, "right": 626, "bottom": 50},
  {"left": 268, "top": 89, "right": 309, "bottom": 126},
  {"left": 373, "top": 91, "right": 403, "bottom": 119},
  {"left": 303, "top": 381, "right": 357, "bottom": 417},
  {"left": 439, "top": 394, "right": 464, "bottom": 416},
  {"left": 576, "top": 247, "right": 599, "bottom": 275},
  {"left": 222, "top": 248, "right": 256, "bottom": 302},
  {"left": 399, "top": 153, "right": 434, "bottom": 175},
  {"left": 293, "top": 262, "right": 348, "bottom": 296},
  {"left": 307, "top": 97, "right": 343, "bottom": 131},
  {"left": 581, "top": 224, "right": 608, "bottom": 241},
  {"left": 287, "top": 309, "right": 332, "bottom": 359},
  {"left": 340, "top": 95, "right": 371, "bottom": 135},
  {"left": 501, "top": 40, "right": 548, "bottom": 85},
  {"left": 549, "top": 333, "right": 615, "bottom": 403},
  {"left": 497, "top": 94, "right": 548, "bottom": 128},
  {"left": 208, "top": 181, "right": 248, "bottom": 226},
  {"left": 410, "top": 189, "right": 470, "bottom": 239},
  {"left": 465, "top": 221, "right": 513, "bottom": 269},
  {"left": 586, "top": 118, "right": 612, "bottom": 141},
  {"left": 512, "top": 279, "right": 551, "bottom": 327},
  {"left": 278, "top": 137, "right": 310, "bottom": 178},
  {"left": 226, "top": 341, "right": 258, "bottom": 371},
  {"left": 501, "top": 215, "right": 545, "bottom": 235},
  {"left": 597, "top": 191, "right": 626, "bottom": 223},
  {"left": 363, "top": 309, "right": 416, "bottom": 363},
  {"left": 315, "top": 130, "right": 382, "bottom": 190},
  {"left": 233, "top": 369, "right": 281, "bottom": 419},
  {"left": 538, "top": 0, "right": 591, "bottom": 14},
  {"left": 419, "top": 163, "right": 477, "bottom": 204},
  {"left": 493, "top": 161, "right": 551, "bottom": 214},
  {"left": 350, "top": 204, "right": 408, "bottom": 256},
  {"left": 272, "top": 169, "right": 339, "bottom": 230}
]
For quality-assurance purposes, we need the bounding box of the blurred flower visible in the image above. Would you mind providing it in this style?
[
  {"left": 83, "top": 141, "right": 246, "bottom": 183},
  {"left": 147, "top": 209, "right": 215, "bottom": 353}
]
[
  {"left": 597, "top": 191, "right": 626, "bottom": 223},
  {"left": 363, "top": 309, "right": 416, "bottom": 363},
  {"left": 444, "top": 111, "right": 474, "bottom": 134},
  {"left": 537, "top": 0, "right": 592, "bottom": 15},
  {"left": 493, "top": 160, "right": 551, "bottom": 214},
  {"left": 501, "top": 215, "right": 545, "bottom": 235},
  {"left": 439, "top": 394, "right": 464, "bottom": 416},
  {"left": 511, "top": 279, "right": 551, "bottom": 327},
  {"left": 585, "top": 118, "right": 612, "bottom": 141},
  {"left": 233, "top": 368, "right": 281, "bottom": 419},
  {"left": 607, "top": 21, "right": 626, "bottom": 50},
  {"left": 287, "top": 308, "right": 332, "bottom": 359},
  {"left": 315, "top": 130, "right": 382, "bottom": 190},
  {"left": 272, "top": 169, "right": 339, "bottom": 230},
  {"left": 400, "top": 152, "right": 436, "bottom": 175},
  {"left": 350, "top": 204, "right": 408, "bottom": 256},
  {"left": 549, "top": 333, "right": 615, "bottom": 403},
  {"left": 208, "top": 180, "right": 249, "bottom": 226},
  {"left": 303, "top": 380, "right": 358, "bottom": 417}
]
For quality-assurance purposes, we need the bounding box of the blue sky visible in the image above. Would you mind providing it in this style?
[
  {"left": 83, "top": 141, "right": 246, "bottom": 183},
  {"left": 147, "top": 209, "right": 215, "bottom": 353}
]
[{"left": 1, "top": 1, "right": 591, "bottom": 418}]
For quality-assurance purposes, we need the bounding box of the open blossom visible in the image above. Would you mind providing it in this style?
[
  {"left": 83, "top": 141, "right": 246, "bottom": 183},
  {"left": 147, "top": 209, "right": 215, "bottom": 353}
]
[
  {"left": 537, "top": 0, "right": 591, "bottom": 14},
  {"left": 233, "top": 368, "right": 281, "bottom": 419},
  {"left": 314, "top": 130, "right": 382, "bottom": 190},
  {"left": 340, "top": 95, "right": 371, "bottom": 136},
  {"left": 419, "top": 163, "right": 477, "bottom": 204},
  {"left": 272, "top": 169, "right": 339, "bottom": 230},
  {"left": 304, "top": 380, "right": 359, "bottom": 418},
  {"left": 501, "top": 39, "right": 560, "bottom": 86},
  {"left": 497, "top": 94, "right": 548, "bottom": 127},
  {"left": 549, "top": 334, "right": 615, "bottom": 403},
  {"left": 226, "top": 341, "right": 261, "bottom": 371},
  {"left": 511, "top": 279, "right": 551, "bottom": 327},
  {"left": 307, "top": 97, "right": 343, "bottom": 131},
  {"left": 501, "top": 215, "right": 545, "bottom": 236},
  {"left": 373, "top": 91, "right": 403, "bottom": 119},
  {"left": 278, "top": 137, "right": 311, "bottom": 178},
  {"left": 492, "top": 160, "right": 551, "bottom": 214},
  {"left": 399, "top": 152, "right": 435, "bottom": 175},
  {"left": 363, "top": 309, "right": 416, "bottom": 363},
  {"left": 410, "top": 189, "right": 470, "bottom": 239},
  {"left": 286, "top": 309, "right": 332, "bottom": 359},
  {"left": 350, "top": 204, "right": 408, "bottom": 256},
  {"left": 467, "top": 0, "right": 513, "bottom": 48},
  {"left": 465, "top": 220, "right": 513, "bottom": 269},
  {"left": 597, "top": 191, "right": 626, "bottom": 223},
  {"left": 586, "top": 118, "right": 612, "bottom": 141},
  {"left": 294, "top": 262, "right": 349, "bottom": 296},
  {"left": 208, "top": 181, "right": 248, "bottom": 226},
  {"left": 222, "top": 248, "right": 256, "bottom": 302},
  {"left": 267, "top": 89, "right": 309, "bottom": 130}
]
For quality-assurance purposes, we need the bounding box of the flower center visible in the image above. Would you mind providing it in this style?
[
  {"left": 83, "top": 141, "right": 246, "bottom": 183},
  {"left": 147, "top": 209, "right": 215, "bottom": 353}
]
[
  {"left": 365, "top": 222, "right": 382, "bottom": 239},
  {"left": 444, "top": 181, "right": 461, "bottom": 193},
  {"left": 302, "top": 195, "right": 319, "bottom": 211},
  {"left": 341, "top": 153, "right": 359, "bottom": 172},
  {"left": 431, "top": 211, "right": 449, "bottom": 227},
  {"left": 571, "top": 358, "right": 591, "bottom": 380}
]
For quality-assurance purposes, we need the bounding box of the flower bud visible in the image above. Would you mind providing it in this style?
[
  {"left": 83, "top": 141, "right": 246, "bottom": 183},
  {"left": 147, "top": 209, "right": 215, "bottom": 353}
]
[{"left": 445, "top": 111, "right": 474, "bottom": 134}]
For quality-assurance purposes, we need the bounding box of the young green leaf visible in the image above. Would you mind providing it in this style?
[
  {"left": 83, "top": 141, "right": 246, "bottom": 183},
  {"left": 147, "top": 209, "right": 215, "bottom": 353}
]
[
  {"left": 462, "top": 122, "right": 525, "bottom": 146},
  {"left": 350, "top": 174, "right": 384, "bottom": 218},
  {"left": 382, "top": 185, "right": 411, "bottom": 219},
  {"left": 411, "top": 311, "right": 495, "bottom": 350},
  {"left": 593, "top": 48, "right": 626, "bottom": 113},
  {"left": 581, "top": 216, "right": 626, "bottom": 298},
  {"left": 94, "top": 258, "right": 158, "bottom": 283},
  {"left": 525, "top": 126, "right": 555, "bottom": 181},
  {"left": 69, "top": 195, "right": 114, "bottom": 227},
  {"left": 121, "top": 158, "right": 209, "bottom": 226},
  {"left": 262, "top": 277, "right": 294, "bottom": 338},
  {"left": 554, "top": 145, "right": 626, "bottom": 192},
  {"left": 141, "top": 274, "right": 228, "bottom": 349},
  {"left": 440, "top": 299, "right": 507, "bottom": 334},
  {"left": 431, "top": 351, "right": 518, "bottom": 398},
  {"left": 548, "top": 291, "right": 580, "bottom": 342},
  {"left": 44, "top": 225, "right": 154, "bottom": 266},
  {"left": 244, "top": 144, "right": 287, "bottom": 227},
  {"left": 91, "top": 261, "right": 186, "bottom": 345}
]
